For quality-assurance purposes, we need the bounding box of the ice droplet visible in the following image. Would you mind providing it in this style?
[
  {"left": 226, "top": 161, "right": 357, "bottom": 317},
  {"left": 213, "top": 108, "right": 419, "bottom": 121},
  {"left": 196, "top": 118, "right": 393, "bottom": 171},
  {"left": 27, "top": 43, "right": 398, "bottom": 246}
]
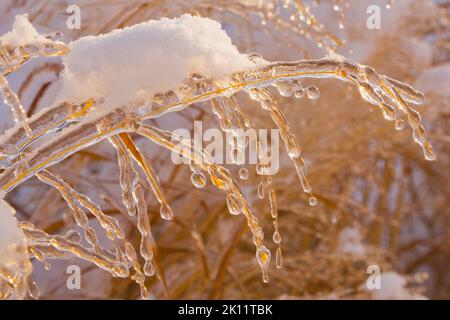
[
  {"left": 191, "top": 172, "right": 206, "bottom": 188},
  {"left": 395, "top": 119, "right": 405, "bottom": 131},
  {"left": 272, "top": 231, "right": 281, "bottom": 244},
  {"left": 160, "top": 204, "right": 174, "bottom": 220},
  {"left": 306, "top": 85, "right": 320, "bottom": 100},
  {"left": 239, "top": 167, "right": 249, "bottom": 180}
]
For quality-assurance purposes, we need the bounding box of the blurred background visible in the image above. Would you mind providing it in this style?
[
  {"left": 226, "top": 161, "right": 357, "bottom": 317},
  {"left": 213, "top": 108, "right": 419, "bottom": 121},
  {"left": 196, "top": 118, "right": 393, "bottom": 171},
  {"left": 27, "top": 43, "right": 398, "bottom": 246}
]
[{"left": 0, "top": 0, "right": 449, "bottom": 299}]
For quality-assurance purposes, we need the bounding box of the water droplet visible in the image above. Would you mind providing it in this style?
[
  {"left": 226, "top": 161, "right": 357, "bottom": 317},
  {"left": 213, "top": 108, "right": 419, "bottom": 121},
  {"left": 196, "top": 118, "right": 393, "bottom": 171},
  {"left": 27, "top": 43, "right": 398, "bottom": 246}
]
[
  {"left": 275, "top": 81, "right": 293, "bottom": 97},
  {"left": 191, "top": 172, "right": 206, "bottom": 188},
  {"left": 306, "top": 85, "right": 320, "bottom": 100},
  {"left": 143, "top": 260, "right": 155, "bottom": 277},
  {"left": 309, "top": 196, "right": 317, "bottom": 206},
  {"left": 160, "top": 204, "right": 174, "bottom": 220},
  {"left": 395, "top": 119, "right": 405, "bottom": 131},
  {"left": 272, "top": 231, "right": 281, "bottom": 244},
  {"left": 294, "top": 88, "right": 305, "bottom": 99}
]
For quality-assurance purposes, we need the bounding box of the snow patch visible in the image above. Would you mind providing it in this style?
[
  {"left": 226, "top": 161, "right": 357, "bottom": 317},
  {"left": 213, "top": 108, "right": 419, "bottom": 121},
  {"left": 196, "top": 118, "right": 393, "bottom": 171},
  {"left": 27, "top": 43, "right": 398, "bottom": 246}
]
[
  {"left": 326, "top": 52, "right": 346, "bottom": 63},
  {"left": 56, "top": 14, "right": 263, "bottom": 110},
  {"left": 0, "top": 14, "right": 50, "bottom": 47},
  {"left": 371, "top": 272, "right": 427, "bottom": 300},
  {"left": 0, "top": 198, "right": 31, "bottom": 284}
]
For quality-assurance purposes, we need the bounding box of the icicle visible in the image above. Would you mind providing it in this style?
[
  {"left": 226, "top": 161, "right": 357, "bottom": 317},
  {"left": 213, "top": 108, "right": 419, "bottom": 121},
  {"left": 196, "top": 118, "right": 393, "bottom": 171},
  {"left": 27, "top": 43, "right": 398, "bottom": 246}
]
[
  {"left": 268, "top": 186, "right": 283, "bottom": 269},
  {"left": 133, "top": 123, "right": 271, "bottom": 282},
  {"left": 117, "top": 133, "right": 175, "bottom": 221},
  {"left": 256, "top": 246, "right": 271, "bottom": 283},
  {"left": 110, "top": 137, "right": 138, "bottom": 216},
  {"left": 251, "top": 88, "right": 313, "bottom": 200},
  {"left": 211, "top": 98, "right": 232, "bottom": 131}
]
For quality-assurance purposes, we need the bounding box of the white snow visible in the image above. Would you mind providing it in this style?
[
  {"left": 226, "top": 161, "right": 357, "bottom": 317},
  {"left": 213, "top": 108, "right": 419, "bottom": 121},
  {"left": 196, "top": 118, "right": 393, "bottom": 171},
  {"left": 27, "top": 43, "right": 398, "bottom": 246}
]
[
  {"left": 0, "top": 198, "right": 31, "bottom": 284},
  {"left": 0, "top": 14, "right": 50, "bottom": 47},
  {"left": 337, "top": 227, "right": 366, "bottom": 256},
  {"left": 55, "top": 14, "right": 263, "bottom": 110},
  {"left": 326, "top": 52, "right": 346, "bottom": 63},
  {"left": 371, "top": 272, "right": 427, "bottom": 300}
]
